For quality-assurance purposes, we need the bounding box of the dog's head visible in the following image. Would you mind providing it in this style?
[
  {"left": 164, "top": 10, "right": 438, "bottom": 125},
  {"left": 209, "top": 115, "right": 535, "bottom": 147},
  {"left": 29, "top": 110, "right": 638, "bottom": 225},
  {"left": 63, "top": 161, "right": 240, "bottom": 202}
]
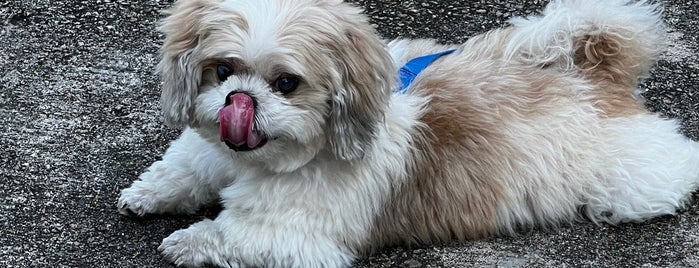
[{"left": 157, "top": 0, "right": 395, "bottom": 171}]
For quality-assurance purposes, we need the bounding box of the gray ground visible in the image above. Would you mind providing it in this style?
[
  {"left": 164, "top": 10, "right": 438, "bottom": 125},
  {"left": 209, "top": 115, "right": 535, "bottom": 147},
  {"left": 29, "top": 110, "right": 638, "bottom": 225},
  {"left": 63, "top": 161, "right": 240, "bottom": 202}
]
[{"left": 1, "top": 0, "right": 698, "bottom": 267}]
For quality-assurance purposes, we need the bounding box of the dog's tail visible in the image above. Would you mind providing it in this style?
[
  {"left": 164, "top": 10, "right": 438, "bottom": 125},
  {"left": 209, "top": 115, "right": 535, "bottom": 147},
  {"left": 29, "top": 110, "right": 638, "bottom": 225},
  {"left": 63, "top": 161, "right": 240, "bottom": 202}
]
[{"left": 504, "top": 0, "right": 666, "bottom": 87}]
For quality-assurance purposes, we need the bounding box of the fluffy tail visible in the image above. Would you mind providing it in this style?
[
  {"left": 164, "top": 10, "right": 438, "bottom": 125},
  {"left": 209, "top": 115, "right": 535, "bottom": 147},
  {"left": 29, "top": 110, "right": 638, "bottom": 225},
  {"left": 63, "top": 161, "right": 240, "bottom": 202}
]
[{"left": 504, "top": 0, "right": 667, "bottom": 87}]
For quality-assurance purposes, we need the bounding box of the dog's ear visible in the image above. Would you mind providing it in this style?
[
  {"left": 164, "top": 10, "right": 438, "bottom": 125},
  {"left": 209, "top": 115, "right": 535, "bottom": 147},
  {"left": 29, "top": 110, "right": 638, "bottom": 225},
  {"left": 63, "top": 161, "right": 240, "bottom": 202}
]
[
  {"left": 326, "top": 22, "right": 395, "bottom": 161},
  {"left": 157, "top": 0, "right": 213, "bottom": 127}
]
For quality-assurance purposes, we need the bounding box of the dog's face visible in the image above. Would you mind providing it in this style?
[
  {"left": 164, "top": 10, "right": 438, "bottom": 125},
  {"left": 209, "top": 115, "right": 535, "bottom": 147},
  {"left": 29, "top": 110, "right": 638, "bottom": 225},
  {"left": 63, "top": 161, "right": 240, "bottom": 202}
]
[{"left": 156, "top": 0, "right": 396, "bottom": 171}]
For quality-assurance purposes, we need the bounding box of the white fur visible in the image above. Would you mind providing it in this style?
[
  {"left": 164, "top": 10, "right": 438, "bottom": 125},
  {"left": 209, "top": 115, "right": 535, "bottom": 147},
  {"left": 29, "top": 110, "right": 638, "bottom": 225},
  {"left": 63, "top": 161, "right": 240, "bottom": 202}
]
[
  {"left": 118, "top": 128, "right": 237, "bottom": 216},
  {"left": 194, "top": 74, "right": 326, "bottom": 173},
  {"left": 505, "top": 0, "right": 666, "bottom": 73},
  {"left": 118, "top": 0, "right": 699, "bottom": 267},
  {"left": 586, "top": 115, "right": 699, "bottom": 223},
  {"left": 492, "top": 0, "right": 697, "bottom": 231},
  {"left": 121, "top": 92, "right": 425, "bottom": 267}
]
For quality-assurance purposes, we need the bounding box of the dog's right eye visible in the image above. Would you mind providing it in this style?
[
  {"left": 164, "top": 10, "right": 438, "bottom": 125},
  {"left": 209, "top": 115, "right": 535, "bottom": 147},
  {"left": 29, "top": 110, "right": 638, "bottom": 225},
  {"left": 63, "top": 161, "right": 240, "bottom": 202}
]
[{"left": 216, "top": 63, "right": 234, "bottom": 81}]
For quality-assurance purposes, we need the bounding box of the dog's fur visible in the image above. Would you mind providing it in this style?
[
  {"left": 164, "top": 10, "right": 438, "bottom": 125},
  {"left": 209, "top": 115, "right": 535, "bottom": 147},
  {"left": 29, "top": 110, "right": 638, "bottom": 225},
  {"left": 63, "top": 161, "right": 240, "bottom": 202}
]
[{"left": 118, "top": 0, "right": 699, "bottom": 267}]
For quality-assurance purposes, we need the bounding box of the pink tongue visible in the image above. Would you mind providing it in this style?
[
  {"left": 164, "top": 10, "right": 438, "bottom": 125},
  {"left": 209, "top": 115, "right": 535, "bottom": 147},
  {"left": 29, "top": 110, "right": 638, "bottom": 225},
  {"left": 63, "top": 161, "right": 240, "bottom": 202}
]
[{"left": 219, "top": 93, "right": 262, "bottom": 148}]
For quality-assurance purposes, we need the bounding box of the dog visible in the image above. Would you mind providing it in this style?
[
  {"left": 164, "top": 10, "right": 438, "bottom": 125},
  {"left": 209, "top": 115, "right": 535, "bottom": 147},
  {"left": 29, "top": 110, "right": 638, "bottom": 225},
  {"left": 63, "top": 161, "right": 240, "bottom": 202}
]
[{"left": 118, "top": 0, "right": 699, "bottom": 267}]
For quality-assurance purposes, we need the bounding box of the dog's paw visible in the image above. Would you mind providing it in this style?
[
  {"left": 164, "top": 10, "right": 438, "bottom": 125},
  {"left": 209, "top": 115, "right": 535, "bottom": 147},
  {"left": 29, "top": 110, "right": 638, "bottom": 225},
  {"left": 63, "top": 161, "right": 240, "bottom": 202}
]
[
  {"left": 117, "top": 181, "right": 160, "bottom": 217},
  {"left": 159, "top": 216, "right": 357, "bottom": 268},
  {"left": 159, "top": 221, "right": 232, "bottom": 268}
]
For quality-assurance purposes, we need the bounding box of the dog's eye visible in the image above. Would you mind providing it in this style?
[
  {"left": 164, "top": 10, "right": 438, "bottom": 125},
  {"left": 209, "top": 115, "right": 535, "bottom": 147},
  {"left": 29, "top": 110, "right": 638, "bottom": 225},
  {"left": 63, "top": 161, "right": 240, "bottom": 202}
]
[
  {"left": 275, "top": 75, "right": 300, "bottom": 94},
  {"left": 216, "top": 63, "right": 234, "bottom": 81}
]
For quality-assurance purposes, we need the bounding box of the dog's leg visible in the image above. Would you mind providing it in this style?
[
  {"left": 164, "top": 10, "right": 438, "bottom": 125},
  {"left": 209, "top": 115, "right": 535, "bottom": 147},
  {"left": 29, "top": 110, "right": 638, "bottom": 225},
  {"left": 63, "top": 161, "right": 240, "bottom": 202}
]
[
  {"left": 528, "top": 0, "right": 699, "bottom": 222},
  {"left": 158, "top": 177, "right": 367, "bottom": 268},
  {"left": 504, "top": 0, "right": 699, "bottom": 223},
  {"left": 583, "top": 115, "right": 699, "bottom": 223},
  {"left": 118, "top": 128, "right": 235, "bottom": 216},
  {"left": 159, "top": 208, "right": 356, "bottom": 268}
]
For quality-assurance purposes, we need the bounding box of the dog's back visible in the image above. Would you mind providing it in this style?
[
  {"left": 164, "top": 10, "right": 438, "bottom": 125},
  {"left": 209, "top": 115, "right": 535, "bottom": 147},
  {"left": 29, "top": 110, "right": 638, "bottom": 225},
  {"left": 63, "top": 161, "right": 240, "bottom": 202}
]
[{"left": 372, "top": 0, "right": 699, "bottom": 247}]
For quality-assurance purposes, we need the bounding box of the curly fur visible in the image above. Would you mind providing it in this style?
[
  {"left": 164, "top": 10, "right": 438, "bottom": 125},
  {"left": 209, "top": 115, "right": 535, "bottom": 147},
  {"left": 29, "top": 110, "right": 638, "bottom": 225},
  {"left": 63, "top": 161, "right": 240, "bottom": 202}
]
[{"left": 118, "top": 0, "right": 699, "bottom": 267}]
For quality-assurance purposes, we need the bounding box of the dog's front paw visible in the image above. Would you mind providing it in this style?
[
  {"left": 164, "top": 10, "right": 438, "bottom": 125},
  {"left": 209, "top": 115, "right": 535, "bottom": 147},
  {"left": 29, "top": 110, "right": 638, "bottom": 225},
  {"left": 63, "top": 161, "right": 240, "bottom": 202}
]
[
  {"left": 117, "top": 181, "right": 161, "bottom": 217},
  {"left": 118, "top": 162, "right": 205, "bottom": 216},
  {"left": 159, "top": 220, "right": 232, "bottom": 268}
]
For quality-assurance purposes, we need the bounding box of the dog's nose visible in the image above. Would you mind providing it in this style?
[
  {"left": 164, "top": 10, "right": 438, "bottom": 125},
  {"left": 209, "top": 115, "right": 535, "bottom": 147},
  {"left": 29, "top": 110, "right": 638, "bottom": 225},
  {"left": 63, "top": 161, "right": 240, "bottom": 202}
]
[
  {"left": 224, "top": 91, "right": 256, "bottom": 107},
  {"left": 219, "top": 91, "right": 266, "bottom": 151}
]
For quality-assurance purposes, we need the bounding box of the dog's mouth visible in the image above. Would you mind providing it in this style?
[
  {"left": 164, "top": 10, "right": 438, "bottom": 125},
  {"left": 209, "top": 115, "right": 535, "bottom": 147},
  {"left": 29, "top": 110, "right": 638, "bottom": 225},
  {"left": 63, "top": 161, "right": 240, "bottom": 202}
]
[{"left": 219, "top": 92, "right": 268, "bottom": 151}]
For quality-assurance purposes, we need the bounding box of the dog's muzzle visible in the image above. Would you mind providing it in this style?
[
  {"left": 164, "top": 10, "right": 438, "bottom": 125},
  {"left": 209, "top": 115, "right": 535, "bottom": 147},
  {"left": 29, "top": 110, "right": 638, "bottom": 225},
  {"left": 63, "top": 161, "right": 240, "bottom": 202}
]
[{"left": 219, "top": 92, "right": 267, "bottom": 151}]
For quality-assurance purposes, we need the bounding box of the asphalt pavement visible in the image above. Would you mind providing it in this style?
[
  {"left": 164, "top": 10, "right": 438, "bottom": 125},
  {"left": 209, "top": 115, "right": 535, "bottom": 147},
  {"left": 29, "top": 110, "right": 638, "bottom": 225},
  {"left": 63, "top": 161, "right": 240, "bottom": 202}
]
[{"left": 1, "top": 0, "right": 698, "bottom": 267}]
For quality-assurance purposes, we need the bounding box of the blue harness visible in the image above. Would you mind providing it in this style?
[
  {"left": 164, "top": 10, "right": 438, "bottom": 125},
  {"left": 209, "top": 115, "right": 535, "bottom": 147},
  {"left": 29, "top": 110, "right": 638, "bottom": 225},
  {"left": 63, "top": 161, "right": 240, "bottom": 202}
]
[{"left": 395, "top": 49, "right": 456, "bottom": 94}]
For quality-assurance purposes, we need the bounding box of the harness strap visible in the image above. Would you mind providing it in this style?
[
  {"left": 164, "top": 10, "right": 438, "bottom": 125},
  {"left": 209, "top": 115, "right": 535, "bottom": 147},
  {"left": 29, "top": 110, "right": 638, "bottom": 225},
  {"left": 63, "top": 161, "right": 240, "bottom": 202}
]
[{"left": 395, "top": 49, "right": 456, "bottom": 93}]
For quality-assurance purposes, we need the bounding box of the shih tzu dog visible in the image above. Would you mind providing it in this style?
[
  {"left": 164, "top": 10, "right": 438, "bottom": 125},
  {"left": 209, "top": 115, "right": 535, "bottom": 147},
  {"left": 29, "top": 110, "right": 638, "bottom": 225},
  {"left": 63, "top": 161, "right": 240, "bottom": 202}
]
[{"left": 118, "top": 0, "right": 699, "bottom": 267}]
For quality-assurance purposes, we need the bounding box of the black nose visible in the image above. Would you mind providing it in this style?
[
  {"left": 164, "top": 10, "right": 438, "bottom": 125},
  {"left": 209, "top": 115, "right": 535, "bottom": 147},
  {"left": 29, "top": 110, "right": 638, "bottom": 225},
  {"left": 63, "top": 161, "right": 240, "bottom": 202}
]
[{"left": 224, "top": 91, "right": 257, "bottom": 108}]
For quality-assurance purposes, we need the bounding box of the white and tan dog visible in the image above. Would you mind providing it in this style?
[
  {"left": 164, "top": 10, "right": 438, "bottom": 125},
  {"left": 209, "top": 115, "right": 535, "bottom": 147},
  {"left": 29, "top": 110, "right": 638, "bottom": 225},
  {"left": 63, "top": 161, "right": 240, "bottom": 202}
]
[{"left": 118, "top": 0, "right": 699, "bottom": 267}]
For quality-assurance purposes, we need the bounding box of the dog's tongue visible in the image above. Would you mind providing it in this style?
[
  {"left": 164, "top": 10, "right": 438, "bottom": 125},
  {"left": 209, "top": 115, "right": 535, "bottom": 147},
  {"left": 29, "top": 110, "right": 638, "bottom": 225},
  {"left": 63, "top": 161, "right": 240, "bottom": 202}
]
[{"left": 219, "top": 93, "right": 263, "bottom": 149}]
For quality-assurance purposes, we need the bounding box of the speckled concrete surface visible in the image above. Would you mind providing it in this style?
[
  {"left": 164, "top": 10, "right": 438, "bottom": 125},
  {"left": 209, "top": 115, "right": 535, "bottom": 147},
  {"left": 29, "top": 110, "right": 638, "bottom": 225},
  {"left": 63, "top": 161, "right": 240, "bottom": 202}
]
[{"left": 1, "top": 0, "right": 697, "bottom": 267}]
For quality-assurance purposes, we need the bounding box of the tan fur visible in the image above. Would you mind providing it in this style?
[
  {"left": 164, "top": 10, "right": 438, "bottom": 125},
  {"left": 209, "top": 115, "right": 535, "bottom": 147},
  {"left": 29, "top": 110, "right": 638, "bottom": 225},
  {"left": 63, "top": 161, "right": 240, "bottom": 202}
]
[
  {"left": 369, "top": 33, "right": 586, "bottom": 247},
  {"left": 160, "top": 0, "right": 228, "bottom": 59},
  {"left": 369, "top": 25, "right": 648, "bottom": 247},
  {"left": 587, "top": 80, "right": 645, "bottom": 117},
  {"left": 323, "top": 23, "right": 395, "bottom": 160},
  {"left": 574, "top": 34, "right": 647, "bottom": 117},
  {"left": 158, "top": 0, "right": 245, "bottom": 127},
  {"left": 151, "top": 1, "right": 675, "bottom": 264}
]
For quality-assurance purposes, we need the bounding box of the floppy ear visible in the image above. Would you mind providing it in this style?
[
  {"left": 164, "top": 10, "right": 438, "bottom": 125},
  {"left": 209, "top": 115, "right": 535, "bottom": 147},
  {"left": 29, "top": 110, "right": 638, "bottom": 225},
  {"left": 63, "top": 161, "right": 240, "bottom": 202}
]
[
  {"left": 157, "top": 0, "right": 212, "bottom": 127},
  {"left": 326, "top": 20, "right": 395, "bottom": 161}
]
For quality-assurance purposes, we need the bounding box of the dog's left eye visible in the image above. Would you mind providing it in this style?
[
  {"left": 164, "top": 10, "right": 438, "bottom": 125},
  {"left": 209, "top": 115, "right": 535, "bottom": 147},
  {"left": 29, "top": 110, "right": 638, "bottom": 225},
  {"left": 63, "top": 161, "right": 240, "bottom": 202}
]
[
  {"left": 275, "top": 75, "right": 300, "bottom": 94},
  {"left": 217, "top": 63, "right": 234, "bottom": 81}
]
